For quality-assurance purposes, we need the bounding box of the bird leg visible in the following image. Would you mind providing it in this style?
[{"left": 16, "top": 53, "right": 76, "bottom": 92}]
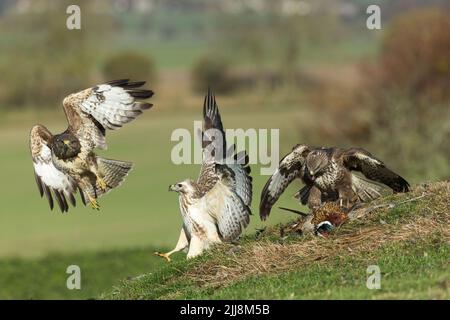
[
  {"left": 76, "top": 177, "right": 100, "bottom": 210},
  {"left": 154, "top": 251, "right": 173, "bottom": 262},
  {"left": 86, "top": 193, "right": 100, "bottom": 210},
  {"left": 338, "top": 186, "right": 357, "bottom": 209},
  {"left": 96, "top": 175, "right": 107, "bottom": 191},
  {"left": 154, "top": 228, "right": 188, "bottom": 262}
]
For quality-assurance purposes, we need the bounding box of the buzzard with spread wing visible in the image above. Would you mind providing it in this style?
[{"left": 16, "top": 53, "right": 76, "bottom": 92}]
[
  {"left": 30, "top": 79, "right": 153, "bottom": 212},
  {"left": 155, "top": 89, "right": 252, "bottom": 261},
  {"left": 260, "top": 145, "right": 410, "bottom": 220}
]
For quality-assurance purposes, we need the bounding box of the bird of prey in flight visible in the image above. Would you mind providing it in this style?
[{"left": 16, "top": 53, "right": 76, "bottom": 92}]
[
  {"left": 30, "top": 79, "right": 153, "bottom": 212},
  {"left": 155, "top": 89, "right": 252, "bottom": 261},
  {"left": 260, "top": 144, "right": 410, "bottom": 220}
]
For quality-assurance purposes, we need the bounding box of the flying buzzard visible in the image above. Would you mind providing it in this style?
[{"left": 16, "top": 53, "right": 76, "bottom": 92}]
[
  {"left": 30, "top": 79, "right": 153, "bottom": 212},
  {"left": 155, "top": 89, "right": 252, "bottom": 261},
  {"left": 260, "top": 145, "right": 410, "bottom": 220}
]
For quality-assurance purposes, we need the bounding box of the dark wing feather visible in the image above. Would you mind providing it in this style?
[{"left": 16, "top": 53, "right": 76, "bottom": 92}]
[
  {"left": 343, "top": 148, "right": 410, "bottom": 192},
  {"left": 34, "top": 172, "right": 44, "bottom": 197},
  {"left": 259, "top": 144, "right": 312, "bottom": 220},
  {"left": 43, "top": 184, "right": 54, "bottom": 211},
  {"left": 202, "top": 87, "right": 226, "bottom": 159},
  {"left": 54, "top": 190, "right": 67, "bottom": 213},
  {"left": 78, "top": 187, "right": 86, "bottom": 206}
]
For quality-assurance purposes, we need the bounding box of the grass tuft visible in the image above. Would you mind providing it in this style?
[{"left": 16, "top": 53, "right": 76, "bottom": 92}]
[{"left": 102, "top": 182, "right": 450, "bottom": 299}]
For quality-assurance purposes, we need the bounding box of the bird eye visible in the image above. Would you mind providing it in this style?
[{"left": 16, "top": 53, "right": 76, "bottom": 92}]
[{"left": 177, "top": 184, "right": 182, "bottom": 187}]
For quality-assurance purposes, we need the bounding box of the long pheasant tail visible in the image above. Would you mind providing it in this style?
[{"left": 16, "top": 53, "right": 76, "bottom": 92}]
[{"left": 278, "top": 206, "right": 309, "bottom": 217}]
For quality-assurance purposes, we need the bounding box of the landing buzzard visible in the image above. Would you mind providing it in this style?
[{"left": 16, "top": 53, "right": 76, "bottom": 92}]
[
  {"left": 30, "top": 79, "right": 153, "bottom": 212},
  {"left": 260, "top": 145, "right": 409, "bottom": 220},
  {"left": 155, "top": 89, "right": 252, "bottom": 261}
]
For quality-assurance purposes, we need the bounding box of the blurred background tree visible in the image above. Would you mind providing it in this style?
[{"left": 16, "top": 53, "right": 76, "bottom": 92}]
[
  {"left": 360, "top": 8, "right": 450, "bottom": 181},
  {"left": 0, "top": 0, "right": 115, "bottom": 109},
  {"left": 102, "top": 51, "right": 157, "bottom": 83},
  {"left": 191, "top": 54, "right": 233, "bottom": 93}
]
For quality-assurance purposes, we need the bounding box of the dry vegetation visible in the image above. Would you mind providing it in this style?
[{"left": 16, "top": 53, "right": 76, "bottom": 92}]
[
  {"left": 183, "top": 182, "right": 450, "bottom": 290},
  {"left": 106, "top": 182, "right": 449, "bottom": 299}
]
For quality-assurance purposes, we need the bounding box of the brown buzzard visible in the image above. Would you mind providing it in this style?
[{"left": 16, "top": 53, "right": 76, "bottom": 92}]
[
  {"left": 260, "top": 145, "right": 410, "bottom": 220},
  {"left": 155, "top": 89, "right": 252, "bottom": 261},
  {"left": 30, "top": 79, "right": 153, "bottom": 212}
]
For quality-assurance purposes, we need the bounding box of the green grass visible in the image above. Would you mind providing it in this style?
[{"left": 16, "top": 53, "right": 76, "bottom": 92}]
[
  {"left": 0, "top": 246, "right": 165, "bottom": 299},
  {"left": 103, "top": 183, "right": 450, "bottom": 299},
  {"left": 183, "top": 239, "right": 449, "bottom": 299},
  {"left": 103, "top": 240, "right": 449, "bottom": 300}
]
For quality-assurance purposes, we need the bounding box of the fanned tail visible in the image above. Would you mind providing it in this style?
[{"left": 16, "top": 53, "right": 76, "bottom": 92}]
[
  {"left": 351, "top": 173, "right": 387, "bottom": 202},
  {"left": 97, "top": 157, "right": 133, "bottom": 192}
]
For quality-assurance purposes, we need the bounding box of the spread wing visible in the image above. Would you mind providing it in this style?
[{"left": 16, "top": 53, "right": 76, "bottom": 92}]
[
  {"left": 204, "top": 164, "right": 251, "bottom": 241},
  {"left": 259, "top": 144, "right": 312, "bottom": 220},
  {"left": 226, "top": 150, "right": 252, "bottom": 207},
  {"left": 62, "top": 79, "right": 153, "bottom": 150},
  {"left": 197, "top": 88, "right": 227, "bottom": 196},
  {"left": 343, "top": 148, "right": 410, "bottom": 193},
  {"left": 30, "top": 125, "right": 83, "bottom": 213}
]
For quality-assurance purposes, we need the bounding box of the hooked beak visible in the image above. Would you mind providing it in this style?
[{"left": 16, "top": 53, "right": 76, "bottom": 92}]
[
  {"left": 168, "top": 184, "right": 175, "bottom": 192},
  {"left": 63, "top": 140, "right": 70, "bottom": 145},
  {"left": 309, "top": 171, "right": 315, "bottom": 180}
]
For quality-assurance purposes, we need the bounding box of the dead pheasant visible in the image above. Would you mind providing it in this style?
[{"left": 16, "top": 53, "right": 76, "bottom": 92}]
[{"left": 280, "top": 202, "right": 349, "bottom": 237}]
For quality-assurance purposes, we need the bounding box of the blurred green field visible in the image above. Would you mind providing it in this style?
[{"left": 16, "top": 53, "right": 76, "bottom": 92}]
[
  {"left": 0, "top": 246, "right": 164, "bottom": 299},
  {"left": 0, "top": 103, "right": 310, "bottom": 259}
]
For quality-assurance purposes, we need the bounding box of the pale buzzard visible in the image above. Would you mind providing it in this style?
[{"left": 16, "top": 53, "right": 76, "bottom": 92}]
[
  {"left": 155, "top": 89, "right": 252, "bottom": 261},
  {"left": 30, "top": 79, "right": 153, "bottom": 212},
  {"left": 260, "top": 145, "right": 410, "bottom": 220}
]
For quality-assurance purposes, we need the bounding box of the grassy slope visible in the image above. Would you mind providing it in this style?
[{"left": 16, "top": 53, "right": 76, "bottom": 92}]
[{"left": 103, "top": 182, "right": 450, "bottom": 300}]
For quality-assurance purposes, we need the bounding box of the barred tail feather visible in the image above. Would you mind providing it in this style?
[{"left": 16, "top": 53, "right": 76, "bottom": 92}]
[
  {"left": 97, "top": 157, "right": 133, "bottom": 189},
  {"left": 351, "top": 173, "right": 386, "bottom": 202},
  {"left": 81, "top": 158, "right": 133, "bottom": 202}
]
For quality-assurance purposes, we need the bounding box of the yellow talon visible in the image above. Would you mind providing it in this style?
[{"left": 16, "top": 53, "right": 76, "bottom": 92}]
[
  {"left": 154, "top": 251, "right": 171, "bottom": 262},
  {"left": 97, "top": 176, "right": 107, "bottom": 191},
  {"left": 87, "top": 194, "right": 100, "bottom": 210}
]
